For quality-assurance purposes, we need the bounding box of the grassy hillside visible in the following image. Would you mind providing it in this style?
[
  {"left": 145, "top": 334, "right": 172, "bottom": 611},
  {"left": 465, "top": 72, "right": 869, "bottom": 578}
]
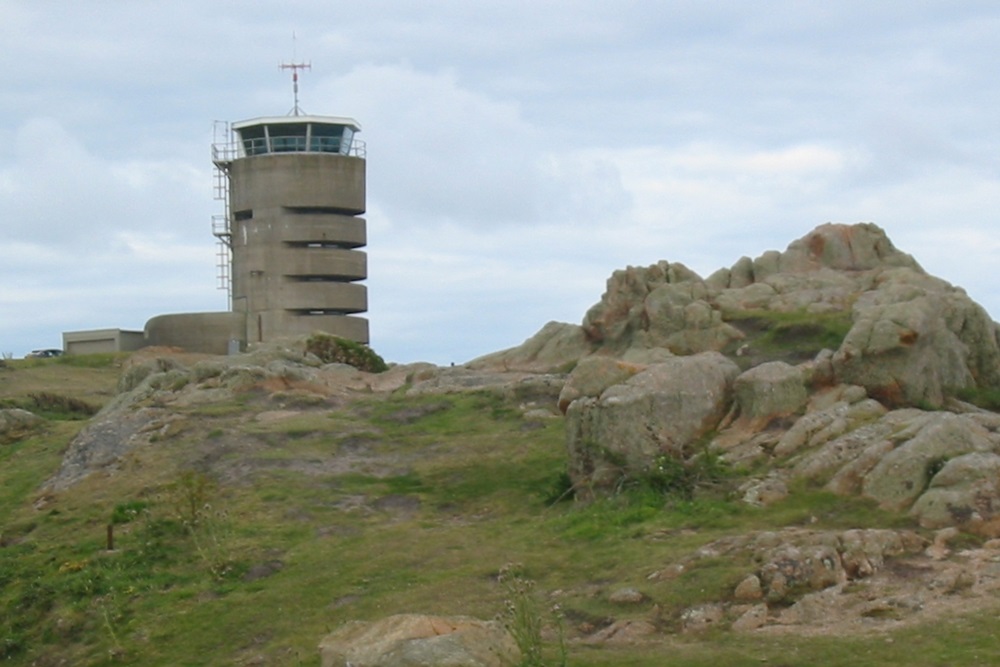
[{"left": 2, "top": 354, "right": 1000, "bottom": 666}]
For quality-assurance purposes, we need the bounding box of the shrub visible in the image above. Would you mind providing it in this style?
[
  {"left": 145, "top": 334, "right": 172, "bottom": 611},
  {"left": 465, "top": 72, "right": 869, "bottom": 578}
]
[{"left": 305, "top": 333, "right": 388, "bottom": 373}]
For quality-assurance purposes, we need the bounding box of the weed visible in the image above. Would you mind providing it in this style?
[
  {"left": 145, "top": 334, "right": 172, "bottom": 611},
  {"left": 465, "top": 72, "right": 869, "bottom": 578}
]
[
  {"left": 498, "top": 563, "right": 566, "bottom": 667},
  {"left": 618, "top": 446, "right": 733, "bottom": 502},
  {"left": 169, "top": 470, "right": 217, "bottom": 527}
]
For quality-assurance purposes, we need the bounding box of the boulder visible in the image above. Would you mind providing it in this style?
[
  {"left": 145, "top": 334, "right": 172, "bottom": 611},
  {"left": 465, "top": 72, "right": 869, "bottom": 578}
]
[
  {"left": 0, "top": 408, "right": 44, "bottom": 444},
  {"left": 909, "top": 452, "right": 1000, "bottom": 528},
  {"left": 565, "top": 352, "right": 739, "bottom": 497},
  {"left": 732, "top": 361, "right": 808, "bottom": 428},
  {"left": 832, "top": 269, "right": 1000, "bottom": 408},
  {"left": 557, "top": 356, "right": 645, "bottom": 414},
  {"left": 318, "top": 614, "right": 518, "bottom": 667}
]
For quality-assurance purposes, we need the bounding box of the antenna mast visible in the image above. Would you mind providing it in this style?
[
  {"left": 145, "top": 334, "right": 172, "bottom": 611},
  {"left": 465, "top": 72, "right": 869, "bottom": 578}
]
[
  {"left": 280, "top": 35, "right": 311, "bottom": 116},
  {"left": 280, "top": 60, "right": 310, "bottom": 116}
]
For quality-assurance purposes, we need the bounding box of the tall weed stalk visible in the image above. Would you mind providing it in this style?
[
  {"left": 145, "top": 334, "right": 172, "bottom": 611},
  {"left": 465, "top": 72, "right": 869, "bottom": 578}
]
[{"left": 498, "top": 563, "right": 566, "bottom": 667}]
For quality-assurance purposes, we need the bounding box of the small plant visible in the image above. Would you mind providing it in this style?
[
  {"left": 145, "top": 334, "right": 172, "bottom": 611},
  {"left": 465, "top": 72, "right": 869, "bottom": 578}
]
[
  {"left": 497, "top": 563, "right": 566, "bottom": 667},
  {"left": 543, "top": 469, "right": 576, "bottom": 506},
  {"left": 625, "top": 446, "right": 732, "bottom": 502},
  {"left": 305, "top": 333, "right": 388, "bottom": 373},
  {"left": 165, "top": 471, "right": 241, "bottom": 581},
  {"left": 110, "top": 500, "right": 150, "bottom": 525},
  {"left": 169, "top": 470, "right": 217, "bottom": 527}
]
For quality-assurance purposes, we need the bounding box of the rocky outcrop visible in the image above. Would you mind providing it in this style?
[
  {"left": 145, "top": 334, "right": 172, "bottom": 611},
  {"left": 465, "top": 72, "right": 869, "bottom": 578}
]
[
  {"left": 542, "top": 222, "right": 1000, "bottom": 532},
  {"left": 318, "top": 614, "right": 518, "bottom": 667},
  {"left": 494, "top": 222, "right": 1000, "bottom": 410},
  {"left": 649, "top": 528, "right": 1000, "bottom": 636},
  {"left": 581, "top": 261, "right": 743, "bottom": 355},
  {"left": 782, "top": 410, "right": 1000, "bottom": 526}
]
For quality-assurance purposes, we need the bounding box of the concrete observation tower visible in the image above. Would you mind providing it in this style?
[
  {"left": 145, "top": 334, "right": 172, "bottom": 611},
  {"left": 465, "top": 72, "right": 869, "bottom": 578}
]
[{"left": 211, "top": 62, "right": 368, "bottom": 347}]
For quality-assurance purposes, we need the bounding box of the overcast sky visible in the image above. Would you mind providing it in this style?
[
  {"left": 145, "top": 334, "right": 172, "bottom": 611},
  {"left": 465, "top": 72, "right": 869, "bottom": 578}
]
[{"left": 2, "top": 1, "right": 999, "bottom": 364}]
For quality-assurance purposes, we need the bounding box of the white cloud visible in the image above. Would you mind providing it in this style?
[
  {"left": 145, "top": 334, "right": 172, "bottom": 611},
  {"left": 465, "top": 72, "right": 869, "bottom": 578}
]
[{"left": 3, "top": 2, "right": 1000, "bottom": 362}]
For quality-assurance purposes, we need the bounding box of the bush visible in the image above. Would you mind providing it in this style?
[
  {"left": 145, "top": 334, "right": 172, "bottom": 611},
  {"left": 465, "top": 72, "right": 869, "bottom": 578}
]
[{"left": 305, "top": 333, "right": 388, "bottom": 373}]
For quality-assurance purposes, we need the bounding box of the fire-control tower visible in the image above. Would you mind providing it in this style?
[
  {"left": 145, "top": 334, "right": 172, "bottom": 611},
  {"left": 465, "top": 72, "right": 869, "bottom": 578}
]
[{"left": 210, "top": 62, "right": 368, "bottom": 346}]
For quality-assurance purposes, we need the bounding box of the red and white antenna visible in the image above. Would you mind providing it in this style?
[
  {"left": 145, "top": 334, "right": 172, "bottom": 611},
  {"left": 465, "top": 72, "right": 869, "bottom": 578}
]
[{"left": 280, "top": 34, "right": 311, "bottom": 116}]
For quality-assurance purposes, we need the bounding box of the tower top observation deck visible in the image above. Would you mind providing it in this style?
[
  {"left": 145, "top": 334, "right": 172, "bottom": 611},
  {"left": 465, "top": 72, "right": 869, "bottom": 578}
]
[{"left": 217, "top": 115, "right": 365, "bottom": 161}]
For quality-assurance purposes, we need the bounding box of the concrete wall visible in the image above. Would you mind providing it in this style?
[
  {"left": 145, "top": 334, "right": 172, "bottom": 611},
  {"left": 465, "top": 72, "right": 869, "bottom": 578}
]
[
  {"left": 229, "top": 153, "right": 365, "bottom": 214},
  {"left": 227, "top": 152, "right": 369, "bottom": 345},
  {"left": 144, "top": 312, "right": 246, "bottom": 355}
]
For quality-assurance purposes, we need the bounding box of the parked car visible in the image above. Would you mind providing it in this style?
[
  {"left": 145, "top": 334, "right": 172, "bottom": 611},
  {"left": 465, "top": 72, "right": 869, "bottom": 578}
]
[{"left": 26, "top": 349, "right": 63, "bottom": 359}]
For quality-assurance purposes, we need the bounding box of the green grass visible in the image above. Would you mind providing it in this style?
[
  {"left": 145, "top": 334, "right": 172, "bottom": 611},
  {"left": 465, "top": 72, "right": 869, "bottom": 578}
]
[
  {"left": 723, "top": 309, "right": 853, "bottom": 368},
  {"left": 5, "top": 359, "right": 1000, "bottom": 666}
]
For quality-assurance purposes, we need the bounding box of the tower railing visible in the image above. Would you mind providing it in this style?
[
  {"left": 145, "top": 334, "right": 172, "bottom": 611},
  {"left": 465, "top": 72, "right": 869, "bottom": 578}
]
[
  {"left": 211, "top": 121, "right": 233, "bottom": 303},
  {"left": 214, "top": 131, "right": 366, "bottom": 160}
]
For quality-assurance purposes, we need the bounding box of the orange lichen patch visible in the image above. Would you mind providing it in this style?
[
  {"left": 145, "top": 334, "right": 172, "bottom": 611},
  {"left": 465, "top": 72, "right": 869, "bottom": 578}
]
[
  {"left": 899, "top": 330, "right": 919, "bottom": 346},
  {"left": 807, "top": 231, "right": 827, "bottom": 259},
  {"left": 615, "top": 361, "right": 645, "bottom": 375},
  {"left": 869, "top": 381, "right": 905, "bottom": 408}
]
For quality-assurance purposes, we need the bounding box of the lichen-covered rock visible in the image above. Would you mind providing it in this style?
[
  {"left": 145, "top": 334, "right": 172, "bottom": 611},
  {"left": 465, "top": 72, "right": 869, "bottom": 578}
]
[
  {"left": 832, "top": 269, "right": 1000, "bottom": 408},
  {"left": 732, "top": 361, "right": 808, "bottom": 428},
  {"left": 318, "top": 614, "right": 518, "bottom": 667},
  {"left": 557, "top": 356, "right": 645, "bottom": 413},
  {"left": 909, "top": 452, "right": 1000, "bottom": 528}
]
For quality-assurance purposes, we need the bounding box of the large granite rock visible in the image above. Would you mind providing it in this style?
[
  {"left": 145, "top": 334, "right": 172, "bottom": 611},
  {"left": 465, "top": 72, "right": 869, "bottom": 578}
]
[
  {"left": 732, "top": 361, "right": 808, "bottom": 429},
  {"left": 566, "top": 352, "right": 739, "bottom": 497},
  {"left": 832, "top": 269, "right": 1000, "bottom": 407}
]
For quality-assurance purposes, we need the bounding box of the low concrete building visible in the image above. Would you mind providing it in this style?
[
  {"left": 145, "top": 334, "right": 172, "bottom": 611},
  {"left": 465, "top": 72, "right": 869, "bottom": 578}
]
[{"left": 63, "top": 329, "right": 146, "bottom": 355}]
